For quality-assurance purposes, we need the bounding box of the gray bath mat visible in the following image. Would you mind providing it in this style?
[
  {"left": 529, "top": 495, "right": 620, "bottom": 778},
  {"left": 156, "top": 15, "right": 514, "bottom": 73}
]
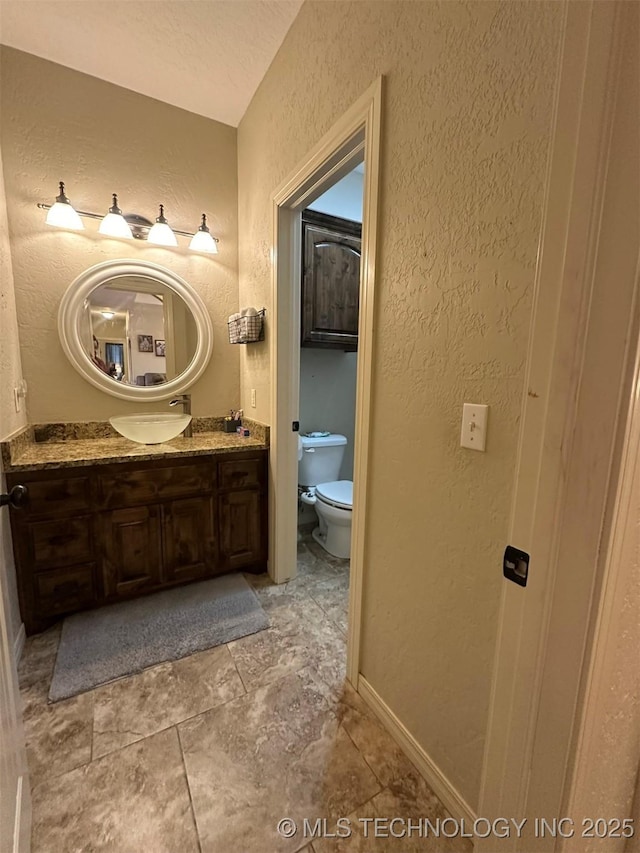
[{"left": 49, "top": 574, "right": 268, "bottom": 702}]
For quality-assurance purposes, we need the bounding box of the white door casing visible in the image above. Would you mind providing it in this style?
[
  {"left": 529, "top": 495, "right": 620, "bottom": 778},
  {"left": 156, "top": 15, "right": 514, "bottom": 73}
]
[{"left": 0, "top": 484, "right": 31, "bottom": 853}]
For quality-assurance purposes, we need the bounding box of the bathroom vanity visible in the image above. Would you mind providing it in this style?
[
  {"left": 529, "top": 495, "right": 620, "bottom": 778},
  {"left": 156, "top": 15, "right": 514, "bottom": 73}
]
[
  {"left": 2, "top": 259, "right": 272, "bottom": 635},
  {"left": 4, "top": 435, "right": 268, "bottom": 635}
]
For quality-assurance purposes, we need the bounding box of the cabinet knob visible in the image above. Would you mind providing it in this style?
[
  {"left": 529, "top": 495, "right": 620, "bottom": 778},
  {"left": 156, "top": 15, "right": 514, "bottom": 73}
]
[{"left": 0, "top": 485, "right": 28, "bottom": 509}]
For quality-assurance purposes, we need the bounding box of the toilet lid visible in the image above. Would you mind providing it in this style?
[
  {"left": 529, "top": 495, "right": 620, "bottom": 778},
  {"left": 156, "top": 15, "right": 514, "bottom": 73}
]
[{"left": 315, "top": 480, "right": 353, "bottom": 509}]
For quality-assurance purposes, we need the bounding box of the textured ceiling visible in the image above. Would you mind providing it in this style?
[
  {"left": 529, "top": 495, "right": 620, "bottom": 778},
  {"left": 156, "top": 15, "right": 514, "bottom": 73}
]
[{"left": 0, "top": 0, "right": 303, "bottom": 127}]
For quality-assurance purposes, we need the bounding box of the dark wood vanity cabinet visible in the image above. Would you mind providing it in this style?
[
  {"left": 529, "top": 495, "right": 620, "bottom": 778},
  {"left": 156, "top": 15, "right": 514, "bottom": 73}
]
[
  {"left": 7, "top": 450, "right": 268, "bottom": 635},
  {"left": 301, "top": 210, "right": 362, "bottom": 351}
]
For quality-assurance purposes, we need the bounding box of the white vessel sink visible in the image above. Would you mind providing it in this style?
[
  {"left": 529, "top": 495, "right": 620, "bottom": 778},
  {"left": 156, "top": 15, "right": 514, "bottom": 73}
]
[{"left": 109, "top": 413, "right": 192, "bottom": 445}]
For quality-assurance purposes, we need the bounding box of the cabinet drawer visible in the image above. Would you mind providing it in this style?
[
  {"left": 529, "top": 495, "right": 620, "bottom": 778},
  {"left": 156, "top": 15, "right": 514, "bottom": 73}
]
[
  {"left": 21, "top": 475, "right": 92, "bottom": 517},
  {"left": 218, "top": 459, "right": 263, "bottom": 490},
  {"left": 26, "top": 515, "right": 94, "bottom": 570},
  {"left": 99, "top": 464, "right": 212, "bottom": 508},
  {"left": 34, "top": 564, "right": 96, "bottom": 616}
]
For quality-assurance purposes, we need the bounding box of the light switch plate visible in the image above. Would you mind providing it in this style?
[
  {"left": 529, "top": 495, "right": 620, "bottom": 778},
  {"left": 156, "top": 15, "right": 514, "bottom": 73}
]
[{"left": 461, "top": 403, "right": 488, "bottom": 451}]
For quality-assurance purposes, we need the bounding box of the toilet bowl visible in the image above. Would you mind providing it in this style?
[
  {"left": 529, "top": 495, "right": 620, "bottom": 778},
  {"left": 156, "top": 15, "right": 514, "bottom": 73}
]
[{"left": 300, "top": 480, "right": 352, "bottom": 558}]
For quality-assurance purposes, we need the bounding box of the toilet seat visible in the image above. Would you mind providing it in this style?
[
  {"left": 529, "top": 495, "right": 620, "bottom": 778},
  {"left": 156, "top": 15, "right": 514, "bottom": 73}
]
[{"left": 315, "top": 480, "right": 352, "bottom": 511}]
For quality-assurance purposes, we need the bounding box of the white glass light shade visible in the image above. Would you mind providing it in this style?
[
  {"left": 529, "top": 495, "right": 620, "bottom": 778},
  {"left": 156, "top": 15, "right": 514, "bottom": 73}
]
[
  {"left": 46, "top": 201, "right": 84, "bottom": 230},
  {"left": 100, "top": 310, "right": 115, "bottom": 319},
  {"left": 189, "top": 229, "right": 218, "bottom": 254},
  {"left": 147, "top": 221, "right": 178, "bottom": 246},
  {"left": 99, "top": 212, "right": 133, "bottom": 239}
]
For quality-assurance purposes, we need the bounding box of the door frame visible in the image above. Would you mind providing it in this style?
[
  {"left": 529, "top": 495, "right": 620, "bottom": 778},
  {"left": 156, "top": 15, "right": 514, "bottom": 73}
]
[
  {"left": 561, "top": 256, "right": 640, "bottom": 851},
  {"left": 479, "top": 1, "right": 637, "bottom": 844},
  {"left": 269, "top": 77, "right": 382, "bottom": 685},
  {"left": 0, "top": 496, "right": 31, "bottom": 852}
]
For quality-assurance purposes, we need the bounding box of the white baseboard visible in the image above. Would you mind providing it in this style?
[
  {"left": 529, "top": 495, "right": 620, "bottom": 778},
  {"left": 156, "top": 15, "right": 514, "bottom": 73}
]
[
  {"left": 13, "top": 623, "right": 25, "bottom": 665},
  {"left": 357, "top": 675, "right": 477, "bottom": 825}
]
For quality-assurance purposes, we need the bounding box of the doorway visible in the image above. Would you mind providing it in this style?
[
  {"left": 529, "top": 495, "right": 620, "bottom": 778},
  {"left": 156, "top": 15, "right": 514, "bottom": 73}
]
[{"left": 269, "top": 78, "right": 382, "bottom": 685}]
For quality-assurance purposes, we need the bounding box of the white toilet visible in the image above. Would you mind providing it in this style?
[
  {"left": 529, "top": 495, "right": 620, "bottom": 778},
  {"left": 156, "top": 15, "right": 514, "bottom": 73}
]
[{"left": 298, "top": 433, "right": 353, "bottom": 559}]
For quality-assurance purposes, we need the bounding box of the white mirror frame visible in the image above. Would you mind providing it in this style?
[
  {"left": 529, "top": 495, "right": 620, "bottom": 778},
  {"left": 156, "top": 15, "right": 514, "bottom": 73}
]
[{"left": 58, "top": 259, "right": 213, "bottom": 402}]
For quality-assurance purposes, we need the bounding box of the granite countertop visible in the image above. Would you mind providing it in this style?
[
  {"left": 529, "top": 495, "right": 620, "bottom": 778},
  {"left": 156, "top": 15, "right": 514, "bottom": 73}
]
[{"left": 1, "top": 417, "right": 269, "bottom": 472}]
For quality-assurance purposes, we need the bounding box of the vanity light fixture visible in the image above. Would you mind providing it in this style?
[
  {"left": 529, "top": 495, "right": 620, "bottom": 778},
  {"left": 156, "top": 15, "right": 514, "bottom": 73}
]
[
  {"left": 147, "top": 204, "right": 178, "bottom": 247},
  {"left": 100, "top": 310, "right": 115, "bottom": 320},
  {"left": 44, "top": 181, "right": 84, "bottom": 230},
  {"left": 189, "top": 214, "right": 219, "bottom": 254},
  {"left": 98, "top": 193, "right": 133, "bottom": 239},
  {"left": 38, "top": 182, "right": 220, "bottom": 255}
]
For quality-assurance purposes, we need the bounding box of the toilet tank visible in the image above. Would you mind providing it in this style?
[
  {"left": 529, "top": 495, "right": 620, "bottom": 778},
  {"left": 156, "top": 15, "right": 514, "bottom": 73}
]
[{"left": 298, "top": 434, "right": 347, "bottom": 487}]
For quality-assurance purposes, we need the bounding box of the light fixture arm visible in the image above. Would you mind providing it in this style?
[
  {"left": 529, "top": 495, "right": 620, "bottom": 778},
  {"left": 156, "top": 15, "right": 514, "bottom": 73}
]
[
  {"left": 56, "top": 181, "right": 70, "bottom": 204},
  {"left": 109, "top": 193, "right": 122, "bottom": 215}
]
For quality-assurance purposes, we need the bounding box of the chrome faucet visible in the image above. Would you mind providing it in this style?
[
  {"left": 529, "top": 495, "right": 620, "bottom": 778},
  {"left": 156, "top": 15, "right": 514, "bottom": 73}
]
[{"left": 169, "top": 394, "right": 193, "bottom": 437}]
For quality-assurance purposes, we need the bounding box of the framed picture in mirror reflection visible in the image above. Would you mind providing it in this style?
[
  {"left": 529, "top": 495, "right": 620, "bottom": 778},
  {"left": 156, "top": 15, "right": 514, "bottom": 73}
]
[{"left": 137, "top": 334, "right": 153, "bottom": 353}]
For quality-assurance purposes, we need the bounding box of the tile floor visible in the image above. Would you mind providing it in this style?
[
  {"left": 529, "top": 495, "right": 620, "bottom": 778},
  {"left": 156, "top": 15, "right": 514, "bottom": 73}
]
[{"left": 19, "top": 534, "right": 471, "bottom": 852}]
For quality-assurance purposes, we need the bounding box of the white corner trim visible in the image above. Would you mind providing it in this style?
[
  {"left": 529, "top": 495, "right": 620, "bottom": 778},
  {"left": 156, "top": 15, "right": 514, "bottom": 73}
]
[
  {"left": 13, "top": 774, "right": 23, "bottom": 853},
  {"left": 13, "top": 623, "right": 25, "bottom": 665},
  {"left": 357, "top": 675, "right": 477, "bottom": 825}
]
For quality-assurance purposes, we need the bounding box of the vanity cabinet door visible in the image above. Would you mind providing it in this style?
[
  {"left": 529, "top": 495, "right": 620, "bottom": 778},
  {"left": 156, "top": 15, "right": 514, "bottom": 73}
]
[
  {"left": 218, "top": 490, "right": 265, "bottom": 571},
  {"left": 162, "top": 497, "right": 216, "bottom": 583},
  {"left": 301, "top": 210, "right": 362, "bottom": 351},
  {"left": 101, "top": 505, "right": 162, "bottom": 599}
]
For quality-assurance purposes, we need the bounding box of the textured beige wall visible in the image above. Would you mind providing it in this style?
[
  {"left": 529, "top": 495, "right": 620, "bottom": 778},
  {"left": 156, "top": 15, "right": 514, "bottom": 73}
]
[
  {"left": 238, "top": 0, "right": 562, "bottom": 807},
  {"left": 0, "top": 145, "right": 27, "bottom": 644},
  {"left": 0, "top": 47, "right": 240, "bottom": 422},
  {"left": 0, "top": 146, "right": 26, "bottom": 441}
]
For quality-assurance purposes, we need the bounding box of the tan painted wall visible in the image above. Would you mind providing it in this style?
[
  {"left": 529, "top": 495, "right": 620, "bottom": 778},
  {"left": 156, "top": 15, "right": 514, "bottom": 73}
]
[
  {"left": 238, "top": 0, "right": 562, "bottom": 808},
  {"left": 0, "top": 47, "right": 240, "bottom": 422},
  {"left": 0, "top": 145, "right": 27, "bottom": 645}
]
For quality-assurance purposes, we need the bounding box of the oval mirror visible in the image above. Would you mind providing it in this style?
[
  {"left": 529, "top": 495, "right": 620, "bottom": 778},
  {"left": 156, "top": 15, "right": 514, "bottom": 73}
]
[{"left": 58, "top": 260, "right": 213, "bottom": 401}]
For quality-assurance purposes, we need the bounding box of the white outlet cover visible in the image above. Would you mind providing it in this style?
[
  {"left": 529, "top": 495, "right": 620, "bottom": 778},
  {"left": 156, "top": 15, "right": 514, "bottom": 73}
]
[{"left": 461, "top": 403, "right": 488, "bottom": 451}]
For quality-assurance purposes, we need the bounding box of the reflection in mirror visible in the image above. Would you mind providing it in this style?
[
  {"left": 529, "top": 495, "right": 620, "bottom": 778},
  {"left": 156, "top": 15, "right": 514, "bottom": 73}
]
[{"left": 80, "top": 275, "right": 198, "bottom": 387}]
